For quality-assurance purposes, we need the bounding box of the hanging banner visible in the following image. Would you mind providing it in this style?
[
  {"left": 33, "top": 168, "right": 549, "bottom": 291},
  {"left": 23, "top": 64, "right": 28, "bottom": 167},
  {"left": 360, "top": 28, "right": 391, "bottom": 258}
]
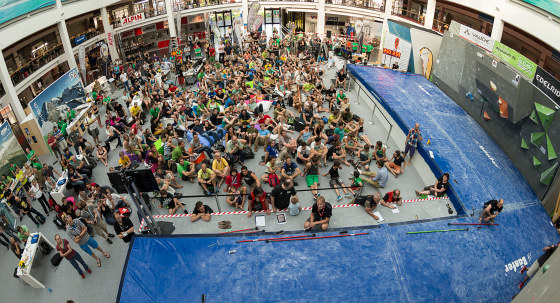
[
  {"left": 29, "top": 68, "right": 87, "bottom": 139},
  {"left": 381, "top": 31, "right": 412, "bottom": 72},
  {"left": 533, "top": 66, "right": 560, "bottom": 104},
  {"left": 252, "top": 15, "right": 264, "bottom": 32},
  {"left": 248, "top": 2, "right": 260, "bottom": 31},
  {"left": 458, "top": 24, "right": 495, "bottom": 52},
  {"left": 419, "top": 47, "right": 433, "bottom": 79},
  {"left": 492, "top": 41, "right": 538, "bottom": 79},
  {"left": 78, "top": 45, "right": 87, "bottom": 82},
  {"left": 0, "top": 122, "right": 26, "bottom": 176},
  {"left": 100, "top": 43, "right": 109, "bottom": 59},
  {"left": 176, "top": 11, "right": 182, "bottom": 42},
  {"left": 233, "top": 16, "right": 243, "bottom": 49}
]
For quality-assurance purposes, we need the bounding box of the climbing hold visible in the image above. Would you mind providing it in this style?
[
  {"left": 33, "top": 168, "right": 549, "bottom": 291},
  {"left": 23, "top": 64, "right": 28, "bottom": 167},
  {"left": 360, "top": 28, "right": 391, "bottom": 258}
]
[
  {"left": 490, "top": 81, "right": 497, "bottom": 92},
  {"left": 531, "top": 132, "right": 545, "bottom": 147},
  {"left": 521, "top": 138, "right": 529, "bottom": 150},
  {"left": 529, "top": 110, "right": 538, "bottom": 124},
  {"left": 535, "top": 102, "right": 556, "bottom": 131},
  {"left": 540, "top": 162, "right": 559, "bottom": 186},
  {"left": 546, "top": 134, "right": 557, "bottom": 161},
  {"left": 533, "top": 156, "right": 542, "bottom": 167},
  {"left": 483, "top": 111, "right": 491, "bottom": 121}
]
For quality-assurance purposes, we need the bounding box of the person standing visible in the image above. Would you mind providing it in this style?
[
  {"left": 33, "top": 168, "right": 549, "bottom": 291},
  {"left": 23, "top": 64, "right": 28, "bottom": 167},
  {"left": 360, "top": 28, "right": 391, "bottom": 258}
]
[
  {"left": 518, "top": 242, "right": 560, "bottom": 289},
  {"left": 16, "top": 196, "right": 46, "bottom": 228},
  {"left": 479, "top": 199, "right": 504, "bottom": 223},
  {"left": 304, "top": 196, "right": 332, "bottom": 231},
  {"left": 80, "top": 202, "right": 115, "bottom": 244},
  {"left": 404, "top": 123, "right": 422, "bottom": 166},
  {"left": 64, "top": 214, "right": 110, "bottom": 267},
  {"left": 55, "top": 234, "right": 91, "bottom": 279}
]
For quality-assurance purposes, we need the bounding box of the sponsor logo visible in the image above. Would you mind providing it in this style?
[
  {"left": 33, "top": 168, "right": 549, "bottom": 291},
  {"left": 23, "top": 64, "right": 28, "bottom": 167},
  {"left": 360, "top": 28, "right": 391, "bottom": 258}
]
[
  {"left": 122, "top": 13, "right": 144, "bottom": 25},
  {"left": 504, "top": 256, "right": 528, "bottom": 273},
  {"left": 535, "top": 75, "right": 560, "bottom": 98},
  {"left": 383, "top": 48, "right": 401, "bottom": 58}
]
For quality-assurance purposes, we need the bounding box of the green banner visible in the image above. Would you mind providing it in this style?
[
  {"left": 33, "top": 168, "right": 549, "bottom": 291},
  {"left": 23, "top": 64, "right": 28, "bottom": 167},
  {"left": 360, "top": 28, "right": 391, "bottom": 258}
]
[{"left": 492, "top": 42, "right": 537, "bottom": 79}]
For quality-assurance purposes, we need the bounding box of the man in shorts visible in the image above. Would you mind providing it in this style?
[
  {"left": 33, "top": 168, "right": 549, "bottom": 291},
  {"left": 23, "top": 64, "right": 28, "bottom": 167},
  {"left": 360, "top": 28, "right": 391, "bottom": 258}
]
[
  {"left": 64, "top": 214, "right": 110, "bottom": 267},
  {"left": 404, "top": 123, "right": 422, "bottom": 166},
  {"left": 158, "top": 189, "right": 186, "bottom": 215},
  {"left": 518, "top": 242, "right": 559, "bottom": 289}
]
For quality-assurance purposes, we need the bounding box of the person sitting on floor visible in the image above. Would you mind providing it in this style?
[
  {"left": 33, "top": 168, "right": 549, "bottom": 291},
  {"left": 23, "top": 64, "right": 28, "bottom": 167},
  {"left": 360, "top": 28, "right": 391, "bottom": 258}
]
[
  {"left": 247, "top": 187, "right": 270, "bottom": 218},
  {"left": 198, "top": 162, "right": 217, "bottom": 195},
  {"left": 415, "top": 173, "right": 450, "bottom": 198},
  {"left": 212, "top": 151, "right": 230, "bottom": 189},
  {"left": 191, "top": 201, "right": 214, "bottom": 222},
  {"left": 304, "top": 196, "right": 332, "bottom": 231},
  {"left": 385, "top": 150, "right": 405, "bottom": 177},
  {"left": 158, "top": 189, "right": 187, "bottom": 215},
  {"left": 360, "top": 160, "right": 389, "bottom": 189}
]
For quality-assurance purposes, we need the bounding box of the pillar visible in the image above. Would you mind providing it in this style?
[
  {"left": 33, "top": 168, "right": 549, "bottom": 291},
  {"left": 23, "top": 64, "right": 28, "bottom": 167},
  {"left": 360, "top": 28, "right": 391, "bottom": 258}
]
[
  {"left": 0, "top": 51, "right": 27, "bottom": 121},
  {"left": 378, "top": 0, "right": 394, "bottom": 62},
  {"left": 58, "top": 20, "right": 78, "bottom": 70},
  {"left": 317, "top": 0, "right": 325, "bottom": 36},
  {"left": 424, "top": 0, "right": 436, "bottom": 29},
  {"left": 491, "top": 16, "right": 504, "bottom": 42},
  {"left": 242, "top": 0, "right": 249, "bottom": 34},
  {"left": 165, "top": 0, "right": 177, "bottom": 38},
  {"left": 100, "top": 7, "right": 119, "bottom": 61}
]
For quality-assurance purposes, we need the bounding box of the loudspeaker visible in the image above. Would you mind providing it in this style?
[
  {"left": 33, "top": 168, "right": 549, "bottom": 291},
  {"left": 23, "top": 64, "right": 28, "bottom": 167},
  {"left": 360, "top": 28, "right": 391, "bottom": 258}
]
[{"left": 326, "top": 31, "right": 332, "bottom": 39}]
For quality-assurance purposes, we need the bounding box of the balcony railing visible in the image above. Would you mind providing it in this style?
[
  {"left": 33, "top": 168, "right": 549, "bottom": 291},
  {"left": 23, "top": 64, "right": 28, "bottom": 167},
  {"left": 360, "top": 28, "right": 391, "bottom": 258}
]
[
  {"left": 173, "top": 0, "right": 242, "bottom": 11},
  {"left": 326, "top": 0, "right": 385, "bottom": 12},
  {"left": 432, "top": 19, "right": 449, "bottom": 33},
  {"left": 70, "top": 28, "right": 103, "bottom": 48},
  {"left": 391, "top": 6, "right": 425, "bottom": 25},
  {"left": 112, "top": 7, "right": 168, "bottom": 28},
  {"left": 9, "top": 44, "right": 64, "bottom": 87}
]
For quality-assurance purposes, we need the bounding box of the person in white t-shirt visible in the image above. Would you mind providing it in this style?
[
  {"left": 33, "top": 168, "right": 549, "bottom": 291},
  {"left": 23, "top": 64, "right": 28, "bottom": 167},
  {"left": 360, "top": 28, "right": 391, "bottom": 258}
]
[{"left": 120, "top": 72, "right": 129, "bottom": 92}]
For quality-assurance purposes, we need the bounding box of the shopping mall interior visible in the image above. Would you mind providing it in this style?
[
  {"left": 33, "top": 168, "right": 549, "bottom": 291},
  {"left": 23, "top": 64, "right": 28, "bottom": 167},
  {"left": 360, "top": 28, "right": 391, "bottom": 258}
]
[{"left": 0, "top": 0, "right": 560, "bottom": 302}]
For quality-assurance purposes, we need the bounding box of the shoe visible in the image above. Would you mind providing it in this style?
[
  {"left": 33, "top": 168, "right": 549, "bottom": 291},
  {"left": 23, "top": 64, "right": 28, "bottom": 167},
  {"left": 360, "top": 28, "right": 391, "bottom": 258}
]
[
  {"left": 108, "top": 233, "right": 115, "bottom": 238},
  {"left": 36, "top": 223, "right": 40, "bottom": 228},
  {"left": 183, "top": 210, "right": 188, "bottom": 214},
  {"left": 520, "top": 266, "right": 527, "bottom": 274},
  {"left": 518, "top": 282, "right": 524, "bottom": 289},
  {"left": 345, "top": 194, "right": 353, "bottom": 199},
  {"left": 294, "top": 181, "right": 299, "bottom": 186},
  {"left": 357, "top": 168, "right": 362, "bottom": 174},
  {"left": 415, "top": 190, "right": 420, "bottom": 197},
  {"left": 337, "top": 195, "right": 343, "bottom": 201},
  {"left": 106, "top": 238, "right": 113, "bottom": 244},
  {"left": 81, "top": 274, "right": 85, "bottom": 279},
  {"left": 87, "top": 268, "right": 92, "bottom": 274},
  {"left": 313, "top": 194, "right": 317, "bottom": 200}
]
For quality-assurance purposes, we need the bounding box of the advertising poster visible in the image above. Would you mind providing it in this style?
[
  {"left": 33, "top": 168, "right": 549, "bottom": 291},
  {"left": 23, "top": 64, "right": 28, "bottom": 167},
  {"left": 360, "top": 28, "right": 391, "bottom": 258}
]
[
  {"left": 521, "top": 0, "right": 560, "bottom": 18},
  {"left": 533, "top": 66, "right": 560, "bottom": 104},
  {"left": 28, "top": 68, "right": 87, "bottom": 138},
  {"left": 0, "top": 122, "right": 26, "bottom": 177},
  {"left": 492, "top": 41, "right": 538, "bottom": 79},
  {"left": 0, "top": 0, "right": 55, "bottom": 25},
  {"left": 382, "top": 32, "right": 412, "bottom": 72}
]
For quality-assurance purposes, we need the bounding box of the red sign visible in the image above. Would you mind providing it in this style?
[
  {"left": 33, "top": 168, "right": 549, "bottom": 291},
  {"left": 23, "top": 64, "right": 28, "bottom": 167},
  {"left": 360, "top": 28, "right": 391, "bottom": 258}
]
[
  {"left": 122, "top": 13, "right": 145, "bottom": 26},
  {"left": 383, "top": 48, "right": 401, "bottom": 58},
  {"left": 107, "top": 32, "right": 113, "bottom": 46}
]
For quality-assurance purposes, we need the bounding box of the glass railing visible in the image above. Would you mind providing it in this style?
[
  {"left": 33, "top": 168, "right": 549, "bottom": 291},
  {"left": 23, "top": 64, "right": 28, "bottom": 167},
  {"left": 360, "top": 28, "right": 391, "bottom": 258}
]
[
  {"left": 173, "top": 0, "right": 242, "bottom": 11},
  {"left": 326, "top": 0, "right": 385, "bottom": 12},
  {"left": 70, "top": 28, "right": 103, "bottom": 48},
  {"left": 9, "top": 44, "right": 64, "bottom": 87},
  {"left": 112, "top": 7, "right": 168, "bottom": 28},
  {"left": 0, "top": 82, "right": 5, "bottom": 99},
  {"left": 432, "top": 19, "right": 449, "bottom": 33},
  {"left": 391, "top": 6, "right": 425, "bottom": 25}
]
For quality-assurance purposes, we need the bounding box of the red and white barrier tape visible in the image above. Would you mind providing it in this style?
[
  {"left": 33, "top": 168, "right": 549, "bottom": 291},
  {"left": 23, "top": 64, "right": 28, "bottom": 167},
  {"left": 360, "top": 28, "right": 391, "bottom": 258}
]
[{"left": 138, "top": 197, "right": 448, "bottom": 231}]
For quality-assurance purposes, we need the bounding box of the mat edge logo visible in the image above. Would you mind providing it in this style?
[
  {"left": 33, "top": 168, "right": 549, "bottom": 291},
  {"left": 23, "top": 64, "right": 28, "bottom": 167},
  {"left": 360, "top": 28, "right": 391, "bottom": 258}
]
[
  {"left": 504, "top": 255, "right": 528, "bottom": 273},
  {"left": 478, "top": 145, "right": 499, "bottom": 168}
]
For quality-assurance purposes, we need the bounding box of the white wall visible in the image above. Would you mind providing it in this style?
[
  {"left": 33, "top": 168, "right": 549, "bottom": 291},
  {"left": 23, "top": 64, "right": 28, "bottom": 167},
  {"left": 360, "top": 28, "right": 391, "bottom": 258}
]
[{"left": 409, "top": 28, "right": 442, "bottom": 78}]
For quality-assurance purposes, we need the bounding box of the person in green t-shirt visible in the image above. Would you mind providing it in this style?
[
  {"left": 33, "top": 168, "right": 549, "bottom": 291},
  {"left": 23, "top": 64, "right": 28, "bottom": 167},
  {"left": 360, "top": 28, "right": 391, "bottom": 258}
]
[
  {"left": 336, "top": 90, "right": 346, "bottom": 104},
  {"left": 9, "top": 163, "right": 18, "bottom": 177},
  {"left": 171, "top": 141, "right": 187, "bottom": 162},
  {"left": 66, "top": 108, "right": 76, "bottom": 121},
  {"left": 17, "top": 225, "right": 30, "bottom": 243},
  {"left": 25, "top": 148, "right": 36, "bottom": 162},
  {"left": 351, "top": 170, "right": 363, "bottom": 193},
  {"left": 149, "top": 104, "right": 161, "bottom": 122},
  {"left": 334, "top": 122, "right": 345, "bottom": 141},
  {"left": 59, "top": 120, "right": 68, "bottom": 136},
  {"left": 177, "top": 158, "right": 195, "bottom": 182}
]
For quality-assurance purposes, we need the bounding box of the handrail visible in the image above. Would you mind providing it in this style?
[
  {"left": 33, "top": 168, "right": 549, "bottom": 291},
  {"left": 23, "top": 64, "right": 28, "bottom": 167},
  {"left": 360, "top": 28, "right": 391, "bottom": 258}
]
[
  {"left": 349, "top": 75, "right": 393, "bottom": 144},
  {"left": 9, "top": 43, "right": 64, "bottom": 86},
  {"left": 172, "top": 0, "right": 242, "bottom": 11},
  {"left": 391, "top": 6, "right": 425, "bottom": 25},
  {"left": 70, "top": 29, "right": 103, "bottom": 48},
  {"left": 111, "top": 7, "right": 168, "bottom": 28}
]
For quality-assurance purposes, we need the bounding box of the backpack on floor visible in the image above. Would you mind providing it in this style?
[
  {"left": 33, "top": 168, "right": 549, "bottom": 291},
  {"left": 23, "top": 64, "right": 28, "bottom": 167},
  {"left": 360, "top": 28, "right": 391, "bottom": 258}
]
[
  {"left": 53, "top": 216, "right": 65, "bottom": 230},
  {"left": 243, "top": 147, "right": 255, "bottom": 159},
  {"left": 269, "top": 173, "right": 280, "bottom": 187}
]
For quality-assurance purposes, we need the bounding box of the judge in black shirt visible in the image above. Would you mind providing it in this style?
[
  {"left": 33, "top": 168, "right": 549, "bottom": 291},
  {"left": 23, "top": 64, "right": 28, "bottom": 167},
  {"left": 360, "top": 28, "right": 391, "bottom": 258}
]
[
  {"left": 191, "top": 201, "right": 214, "bottom": 222},
  {"left": 113, "top": 212, "right": 134, "bottom": 243},
  {"left": 519, "top": 242, "right": 559, "bottom": 289},
  {"left": 270, "top": 179, "right": 297, "bottom": 212},
  {"left": 304, "top": 196, "right": 332, "bottom": 231},
  {"left": 479, "top": 199, "right": 504, "bottom": 223}
]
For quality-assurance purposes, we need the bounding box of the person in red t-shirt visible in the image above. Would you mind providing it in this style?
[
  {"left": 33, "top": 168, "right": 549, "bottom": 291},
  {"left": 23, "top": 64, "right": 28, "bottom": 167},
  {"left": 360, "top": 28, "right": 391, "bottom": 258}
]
[
  {"left": 247, "top": 187, "right": 270, "bottom": 217},
  {"left": 225, "top": 168, "right": 242, "bottom": 190},
  {"left": 382, "top": 189, "right": 402, "bottom": 206},
  {"left": 47, "top": 133, "right": 62, "bottom": 159},
  {"left": 55, "top": 234, "right": 91, "bottom": 279}
]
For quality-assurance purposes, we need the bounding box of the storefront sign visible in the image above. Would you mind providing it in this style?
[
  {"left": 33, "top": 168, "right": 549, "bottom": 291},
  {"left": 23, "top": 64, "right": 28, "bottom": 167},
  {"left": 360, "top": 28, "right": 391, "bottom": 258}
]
[
  {"left": 533, "top": 66, "right": 560, "bottom": 104},
  {"left": 121, "top": 13, "right": 145, "bottom": 26},
  {"left": 121, "top": 30, "right": 134, "bottom": 39},
  {"left": 107, "top": 32, "right": 114, "bottom": 46},
  {"left": 326, "top": 16, "right": 338, "bottom": 21},
  {"left": 74, "top": 35, "right": 87, "bottom": 45},
  {"left": 458, "top": 24, "right": 495, "bottom": 52},
  {"left": 492, "top": 41, "right": 537, "bottom": 79}
]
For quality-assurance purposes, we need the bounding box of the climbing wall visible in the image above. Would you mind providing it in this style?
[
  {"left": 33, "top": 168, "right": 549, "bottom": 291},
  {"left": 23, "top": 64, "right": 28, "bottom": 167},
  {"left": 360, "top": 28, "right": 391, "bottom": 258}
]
[{"left": 430, "top": 27, "right": 560, "bottom": 200}]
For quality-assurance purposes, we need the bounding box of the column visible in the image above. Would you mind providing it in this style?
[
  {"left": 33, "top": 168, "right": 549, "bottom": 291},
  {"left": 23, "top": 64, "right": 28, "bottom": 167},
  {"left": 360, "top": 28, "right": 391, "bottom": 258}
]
[
  {"left": 424, "top": 0, "right": 436, "bottom": 30},
  {"left": 378, "top": 0, "right": 394, "bottom": 62},
  {"left": 165, "top": 0, "right": 177, "bottom": 38},
  {"left": 242, "top": 0, "right": 249, "bottom": 33},
  {"left": 57, "top": 20, "right": 78, "bottom": 70},
  {"left": 100, "top": 7, "right": 120, "bottom": 61},
  {"left": 317, "top": 0, "right": 326, "bottom": 36},
  {"left": 491, "top": 16, "right": 504, "bottom": 42},
  {"left": 0, "top": 52, "right": 27, "bottom": 121},
  {"left": 438, "top": 7, "right": 445, "bottom": 23}
]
